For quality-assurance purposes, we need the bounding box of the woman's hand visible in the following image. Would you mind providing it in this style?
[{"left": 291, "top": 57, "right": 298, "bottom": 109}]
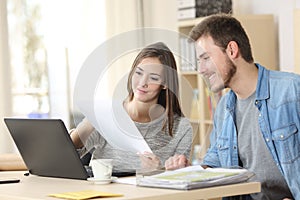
[
  {"left": 164, "top": 154, "right": 189, "bottom": 170},
  {"left": 138, "top": 152, "right": 162, "bottom": 170},
  {"left": 70, "top": 118, "right": 95, "bottom": 148}
]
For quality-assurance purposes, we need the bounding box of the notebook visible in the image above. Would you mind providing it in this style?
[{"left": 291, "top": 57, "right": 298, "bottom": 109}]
[
  {"left": 137, "top": 165, "right": 254, "bottom": 190},
  {"left": 4, "top": 118, "right": 89, "bottom": 180}
]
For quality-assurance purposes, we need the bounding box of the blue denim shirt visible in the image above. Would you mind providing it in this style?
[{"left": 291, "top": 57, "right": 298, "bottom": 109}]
[{"left": 203, "top": 64, "right": 300, "bottom": 199}]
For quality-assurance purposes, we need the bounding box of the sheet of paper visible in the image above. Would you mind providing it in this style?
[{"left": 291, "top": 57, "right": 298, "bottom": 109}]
[
  {"left": 114, "top": 177, "right": 137, "bottom": 185},
  {"left": 75, "top": 97, "right": 152, "bottom": 153},
  {"left": 48, "top": 190, "right": 123, "bottom": 200}
]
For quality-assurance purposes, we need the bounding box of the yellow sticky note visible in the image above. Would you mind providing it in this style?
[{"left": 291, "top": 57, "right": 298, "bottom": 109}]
[{"left": 48, "top": 190, "right": 123, "bottom": 200}]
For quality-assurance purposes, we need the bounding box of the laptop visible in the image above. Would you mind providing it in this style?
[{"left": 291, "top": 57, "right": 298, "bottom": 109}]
[{"left": 4, "top": 118, "right": 89, "bottom": 180}]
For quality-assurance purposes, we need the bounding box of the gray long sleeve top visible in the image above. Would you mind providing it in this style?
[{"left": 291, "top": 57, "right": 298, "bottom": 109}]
[{"left": 83, "top": 114, "right": 193, "bottom": 172}]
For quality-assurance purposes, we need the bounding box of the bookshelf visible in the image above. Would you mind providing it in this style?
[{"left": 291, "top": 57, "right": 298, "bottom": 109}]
[{"left": 178, "top": 14, "right": 278, "bottom": 158}]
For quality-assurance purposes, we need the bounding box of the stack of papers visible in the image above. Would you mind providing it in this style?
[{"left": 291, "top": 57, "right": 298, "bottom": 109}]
[{"left": 137, "top": 166, "right": 254, "bottom": 190}]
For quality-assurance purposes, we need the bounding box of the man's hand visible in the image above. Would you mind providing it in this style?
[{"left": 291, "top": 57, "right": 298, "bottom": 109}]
[{"left": 164, "top": 154, "right": 189, "bottom": 170}]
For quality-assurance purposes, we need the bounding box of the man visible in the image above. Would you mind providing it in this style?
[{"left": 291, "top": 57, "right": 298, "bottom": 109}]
[{"left": 165, "top": 14, "right": 299, "bottom": 199}]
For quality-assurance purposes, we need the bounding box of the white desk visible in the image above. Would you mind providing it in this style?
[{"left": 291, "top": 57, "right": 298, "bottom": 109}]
[{"left": 0, "top": 171, "right": 260, "bottom": 200}]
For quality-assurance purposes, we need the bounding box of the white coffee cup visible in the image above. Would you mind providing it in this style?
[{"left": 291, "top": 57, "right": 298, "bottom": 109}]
[{"left": 90, "top": 159, "right": 113, "bottom": 180}]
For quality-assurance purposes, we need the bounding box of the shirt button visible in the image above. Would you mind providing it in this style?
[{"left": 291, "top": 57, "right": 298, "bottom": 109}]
[
  {"left": 259, "top": 113, "right": 262, "bottom": 117},
  {"left": 280, "top": 135, "right": 284, "bottom": 139},
  {"left": 266, "top": 138, "right": 270, "bottom": 142},
  {"left": 233, "top": 146, "right": 237, "bottom": 149},
  {"left": 255, "top": 101, "right": 258, "bottom": 105}
]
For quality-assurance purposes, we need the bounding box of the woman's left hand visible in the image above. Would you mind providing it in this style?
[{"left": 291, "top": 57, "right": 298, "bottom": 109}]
[
  {"left": 138, "top": 151, "right": 162, "bottom": 170},
  {"left": 164, "top": 154, "right": 189, "bottom": 170}
]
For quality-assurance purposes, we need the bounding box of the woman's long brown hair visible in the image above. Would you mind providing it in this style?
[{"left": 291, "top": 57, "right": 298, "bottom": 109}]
[{"left": 127, "top": 42, "right": 184, "bottom": 137}]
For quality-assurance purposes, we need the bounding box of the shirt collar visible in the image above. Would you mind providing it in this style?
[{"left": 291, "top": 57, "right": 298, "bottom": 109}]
[
  {"left": 255, "top": 63, "right": 270, "bottom": 100},
  {"left": 226, "top": 63, "right": 270, "bottom": 110}
]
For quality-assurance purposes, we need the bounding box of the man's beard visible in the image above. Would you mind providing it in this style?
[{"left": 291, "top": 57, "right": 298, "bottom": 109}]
[
  {"left": 222, "top": 56, "right": 237, "bottom": 89},
  {"left": 209, "top": 56, "right": 237, "bottom": 93}
]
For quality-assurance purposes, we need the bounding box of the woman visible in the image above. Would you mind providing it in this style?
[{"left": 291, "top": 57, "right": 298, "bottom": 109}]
[{"left": 71, "top": 42, "right": 193, "bottom": 172}]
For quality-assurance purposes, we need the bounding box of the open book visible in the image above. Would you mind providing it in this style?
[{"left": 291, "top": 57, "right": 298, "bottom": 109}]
[{"left": 137, "top": 165, "right": 254, "bottom": 190}]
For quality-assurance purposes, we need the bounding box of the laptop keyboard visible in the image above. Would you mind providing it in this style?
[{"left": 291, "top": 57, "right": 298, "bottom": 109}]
[{"left": 84, "top": 165, "right": 136, "bottom": 178}]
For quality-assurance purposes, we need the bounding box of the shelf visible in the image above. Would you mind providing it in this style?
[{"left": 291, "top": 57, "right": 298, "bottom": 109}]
[
  {"left": 180, "top": 71, "right": 198, "bottom": 75},
  {"left": 189, "top": 119, "right": 200, "bottom": 124},
  {"left": 204, "top": 120, "right": 213, "bottom": 125},
  {"left": 189, "top": 119, "right": 213, "bottom": 125},
  {"left": 178, "top": 14, "right": 274, "bottom": 28},
  {"left": 178, "top": 17, "right": 204, "bottom": 28}
]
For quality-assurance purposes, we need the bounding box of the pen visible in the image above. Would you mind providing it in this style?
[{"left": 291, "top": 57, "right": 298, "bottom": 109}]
[
  {"left": 0, "top": 179, "right": 20, "bottom": 184},
  {"left": 137, "top": 152, "right": 153, "bottom": 159}
]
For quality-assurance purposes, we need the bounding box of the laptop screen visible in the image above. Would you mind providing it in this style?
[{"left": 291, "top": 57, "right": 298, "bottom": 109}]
[{"left": 4, "top": 118, "right": 88, "bottom": 180}]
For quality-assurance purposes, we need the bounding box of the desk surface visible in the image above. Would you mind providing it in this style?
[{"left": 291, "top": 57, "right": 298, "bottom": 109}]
[{"left": 0, "top": 171, "right": 260, "bottom": 200}]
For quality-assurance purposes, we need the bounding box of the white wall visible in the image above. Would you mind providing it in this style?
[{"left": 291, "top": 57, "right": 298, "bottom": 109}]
[
  {"left": 233, "top": 0, "right": 299, "bottom": 72},
  {"left": 0, "top": 0, "right": 14, "bottom": 153},
  {"left": 43, "top": 0, "right": 106, "bottom": 129},
  {"left": 104, "top": 0, "right": 142, "bottom": 98},
  {"left": 143, "top": 0, "right": 177, "bottom": 31}
]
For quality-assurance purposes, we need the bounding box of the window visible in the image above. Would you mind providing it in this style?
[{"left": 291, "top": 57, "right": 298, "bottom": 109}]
[
  {"left": 7, "top": 0, "right": 106, "bottom": 126},
  {"left": 7, "top": 0, "right": 49, "bottom": 118}
]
